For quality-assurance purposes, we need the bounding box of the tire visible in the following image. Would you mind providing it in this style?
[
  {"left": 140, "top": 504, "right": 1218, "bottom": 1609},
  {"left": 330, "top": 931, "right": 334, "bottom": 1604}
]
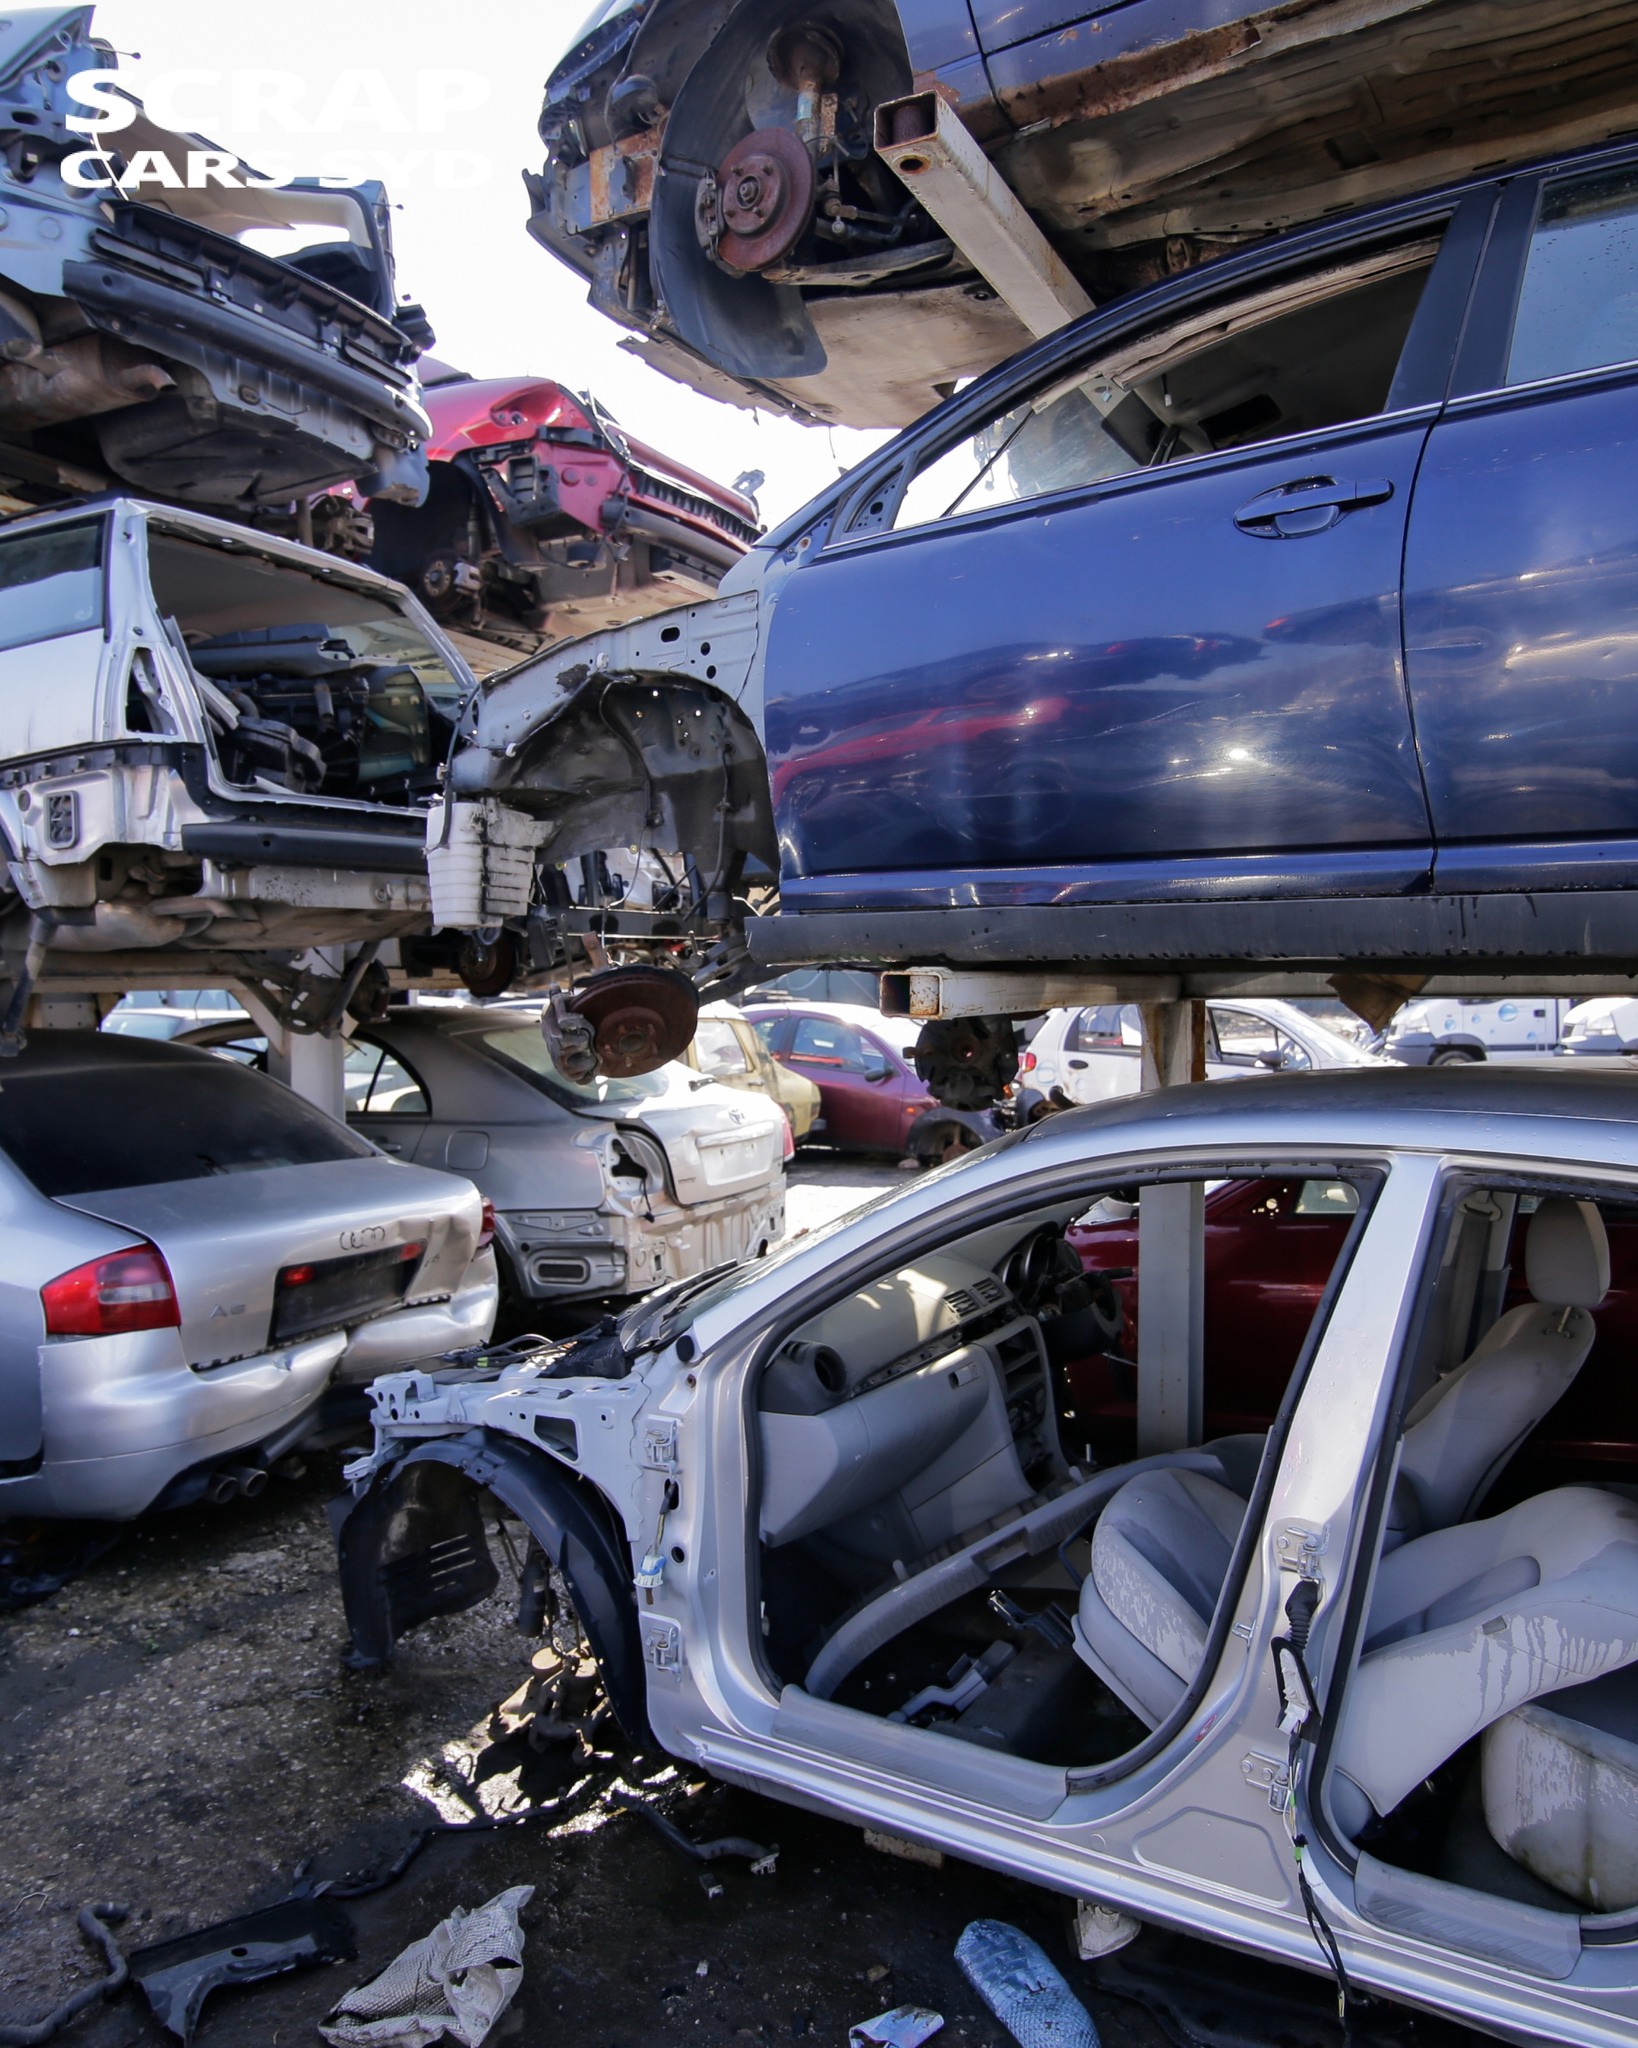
[{"left": 1429, "top": 1046, "right": 1483, "bottom": 1066}]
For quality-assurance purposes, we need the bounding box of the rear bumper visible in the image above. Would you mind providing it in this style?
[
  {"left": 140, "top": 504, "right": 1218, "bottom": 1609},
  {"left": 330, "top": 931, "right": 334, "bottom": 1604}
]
[
  {"left": 333, "top": 1251, "right": 500, "bottom": 1384},
  {"left": 0, "top": 1327, "right": 345, "bottom": 1520},
  {"left": 500, "top": 1180, "right": 785, "bottom": 1301}
]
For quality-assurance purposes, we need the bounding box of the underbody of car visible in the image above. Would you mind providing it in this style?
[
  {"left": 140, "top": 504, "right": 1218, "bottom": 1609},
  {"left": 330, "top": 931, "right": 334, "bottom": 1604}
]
[
  {"left": 528, "top": 0, "right": 1638, "bottom": 428},
  {"left": 0, "top": 9, "right": 431, "bottom": 516},
  {"left": 335, "top": 1068, "right": 1638, "bottom": 2044}
]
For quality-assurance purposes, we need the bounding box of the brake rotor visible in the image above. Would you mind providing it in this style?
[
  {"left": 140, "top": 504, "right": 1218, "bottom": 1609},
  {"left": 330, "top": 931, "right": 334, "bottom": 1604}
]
[
  {"left": 714, "top": 126, "right": 815, "bottom": 275},
  {"left": 544, "top": 965, "right": 700, "bottom": 1081},
  {"left": 912, "top": 1016, "right": 1020, "bottom": 1111}
]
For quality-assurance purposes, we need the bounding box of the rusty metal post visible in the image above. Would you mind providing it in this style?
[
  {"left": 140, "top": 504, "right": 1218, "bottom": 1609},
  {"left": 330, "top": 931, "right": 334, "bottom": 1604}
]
[
  {"left": 875, "top": 92, "right": 1093, "bottom": 339},
  {"left": 1137, "top": 999, "right": 1206, "bottom": 1453}
]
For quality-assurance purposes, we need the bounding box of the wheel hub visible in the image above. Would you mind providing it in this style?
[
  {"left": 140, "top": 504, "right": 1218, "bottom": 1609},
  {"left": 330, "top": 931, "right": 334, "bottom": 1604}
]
[{"left": 712, "top": 127, "right": 815, "bottom": 275}]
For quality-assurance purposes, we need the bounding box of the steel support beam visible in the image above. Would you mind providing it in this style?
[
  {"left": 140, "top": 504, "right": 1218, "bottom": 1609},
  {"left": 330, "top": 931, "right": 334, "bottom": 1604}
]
[
  {"left": 880, "top": 966, "right": 1180, "bottom": 1020},
  {"left": 1137, "top": 1000, "right": 1206, "bottom": 1455},
  {"left": 875, "top": 92, "right": 1093, "bottom": 338}
]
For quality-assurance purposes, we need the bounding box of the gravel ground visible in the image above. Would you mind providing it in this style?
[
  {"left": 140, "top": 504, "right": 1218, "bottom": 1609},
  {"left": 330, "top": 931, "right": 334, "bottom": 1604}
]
[{"left": 0, "top": 1156, "right": 1482, "bottom": 2048}]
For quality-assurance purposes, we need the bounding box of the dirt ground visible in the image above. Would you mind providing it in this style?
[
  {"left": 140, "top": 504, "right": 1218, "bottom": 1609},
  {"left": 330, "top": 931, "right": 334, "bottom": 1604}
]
[{"left": 0, "top": 1158, "right": 1487, "bottom": 2048}]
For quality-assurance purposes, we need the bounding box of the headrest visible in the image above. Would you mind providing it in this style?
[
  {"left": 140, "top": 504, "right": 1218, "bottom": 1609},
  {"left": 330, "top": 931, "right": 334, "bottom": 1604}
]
[{"left": 1525, "top": 1197, "right": 1610, "bottom": 1311}]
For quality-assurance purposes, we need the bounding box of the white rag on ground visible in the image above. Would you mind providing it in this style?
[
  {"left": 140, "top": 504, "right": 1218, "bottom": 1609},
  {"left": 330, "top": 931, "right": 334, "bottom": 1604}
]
[{"left": 319, "top": 1885, "right": 534, "bottom": 2048}]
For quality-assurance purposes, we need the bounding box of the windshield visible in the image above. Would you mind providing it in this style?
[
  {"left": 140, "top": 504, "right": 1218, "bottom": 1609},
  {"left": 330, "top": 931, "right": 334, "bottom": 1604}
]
[
  {"left": 475, "top": 1023, "right": 675, "bottom": 1107},
  {"left": 618, "top": 1142, "right": 1018, "bottom": 1349}
]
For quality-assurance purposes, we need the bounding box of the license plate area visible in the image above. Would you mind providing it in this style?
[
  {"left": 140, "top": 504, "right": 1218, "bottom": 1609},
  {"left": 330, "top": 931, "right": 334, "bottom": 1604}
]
[{"left": 272, "top": 1241, "right": 422, "bottom": 1344}]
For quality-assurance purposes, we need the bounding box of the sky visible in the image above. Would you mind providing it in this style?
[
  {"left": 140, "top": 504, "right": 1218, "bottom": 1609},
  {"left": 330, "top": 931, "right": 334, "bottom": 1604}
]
[{"left": 88, "top": 0, "right": 891, "bottom": 526}]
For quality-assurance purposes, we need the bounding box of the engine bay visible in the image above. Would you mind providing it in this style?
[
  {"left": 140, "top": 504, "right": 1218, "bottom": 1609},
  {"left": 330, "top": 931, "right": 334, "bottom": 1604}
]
[{"left": 147, "top": 527, "right": 466, "bottom": 804}]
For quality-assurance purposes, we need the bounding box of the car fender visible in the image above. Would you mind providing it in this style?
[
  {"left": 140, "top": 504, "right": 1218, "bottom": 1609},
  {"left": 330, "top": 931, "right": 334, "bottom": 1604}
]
[{"left": 333, "top": 1427, "right": 648, "bottom": 1743}]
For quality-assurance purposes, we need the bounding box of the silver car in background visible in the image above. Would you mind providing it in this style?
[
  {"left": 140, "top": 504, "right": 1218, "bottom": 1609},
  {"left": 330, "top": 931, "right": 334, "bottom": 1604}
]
[
  {"left": 0, "top": 1033, "right": 496, "bottom": 1520},
  {"left": 339, "top": 1007, "right": 787, "bottom": 1316}
]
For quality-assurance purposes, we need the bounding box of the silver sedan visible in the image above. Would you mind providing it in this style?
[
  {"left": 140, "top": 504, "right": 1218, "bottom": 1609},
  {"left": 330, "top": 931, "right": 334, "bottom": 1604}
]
[{"left": 0, "top": 1032, "right": 496, "bottom": 1520}]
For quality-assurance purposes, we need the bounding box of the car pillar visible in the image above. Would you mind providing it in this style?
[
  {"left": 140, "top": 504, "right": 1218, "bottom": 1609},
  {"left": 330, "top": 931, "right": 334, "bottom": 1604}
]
[{"left": 1136, "top": 1000, "right": 1207, "bottom": 1455}]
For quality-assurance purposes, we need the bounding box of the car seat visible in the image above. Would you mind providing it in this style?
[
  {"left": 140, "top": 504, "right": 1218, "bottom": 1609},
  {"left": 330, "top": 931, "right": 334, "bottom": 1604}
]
[{"left": 1073, "top": 1201, "right": 1617, "bottom": 1734}]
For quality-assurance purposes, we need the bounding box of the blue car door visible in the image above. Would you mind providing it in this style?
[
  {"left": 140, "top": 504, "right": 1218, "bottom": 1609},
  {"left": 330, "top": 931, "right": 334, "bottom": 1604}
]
[
  {"left": 1403, "top": 147, "right": 1638, "bottom": 893},
  {"left": 763, "top": 205, "right": 1482, "bottom": 912}
]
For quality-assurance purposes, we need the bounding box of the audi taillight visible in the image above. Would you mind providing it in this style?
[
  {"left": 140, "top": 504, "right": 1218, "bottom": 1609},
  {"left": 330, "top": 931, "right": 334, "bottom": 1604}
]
[
  {"left": 477, "top": 1199, "right": 496, "bottom": 1252},
  {"left": 41, "top": 1244, "right": 180, "bottom": 1338}
]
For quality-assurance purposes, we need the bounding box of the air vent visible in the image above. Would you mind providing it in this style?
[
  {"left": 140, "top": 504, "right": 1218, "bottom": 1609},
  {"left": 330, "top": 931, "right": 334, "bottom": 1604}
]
[{"left": 946, "top": 1275, "right": 1008, "bottom": 1322}]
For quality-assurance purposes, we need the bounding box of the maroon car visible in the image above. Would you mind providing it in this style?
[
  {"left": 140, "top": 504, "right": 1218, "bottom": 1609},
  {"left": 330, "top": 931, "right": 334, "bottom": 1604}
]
[
  {"left": 307, "top": 361, "right": 761, "bottom": 671},
  {"left": 743, "top": 1002, "right": 937, "bottom": 1156},
  {"left": 1063, "top": 1177, "right": 1638, "bottom": 1486}
]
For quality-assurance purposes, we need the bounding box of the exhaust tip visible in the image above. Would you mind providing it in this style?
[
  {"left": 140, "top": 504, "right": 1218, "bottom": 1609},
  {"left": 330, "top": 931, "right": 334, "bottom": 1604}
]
[
  {"left": 227, "top": 1465, "right": 268, "bottom": 1499},
  {"left": 204, "top": 1470, "right": 240, "bottom": 1505}
]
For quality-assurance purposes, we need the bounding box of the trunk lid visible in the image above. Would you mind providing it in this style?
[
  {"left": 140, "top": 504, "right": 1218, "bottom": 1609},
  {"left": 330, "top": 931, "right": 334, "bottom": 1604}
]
[
  {"left": 571, "top": 1069, "right": 786, "bottom": 1205},
  {"left": 60, "top": 1156, "right": 481, "bottom": 1368}
]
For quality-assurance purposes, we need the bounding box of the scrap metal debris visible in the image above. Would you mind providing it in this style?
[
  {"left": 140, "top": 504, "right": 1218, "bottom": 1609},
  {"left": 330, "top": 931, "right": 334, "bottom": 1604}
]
[
  {"left": 849, "top": 2006, "right": 946, "bottom": 2048},
  {"left": 320, "top": 1885, "right": 534, "bottom": 2048},
  {"left": 127, "top": 1898, "right": 355, "bottom": 2044},
  {"left": 955, "top": 1921, "right": 1101, "bottom": 2048},
  {"left": 608, "top": 1786, "right": 778, "bottom": 1871},
  {"left": 0, "top": 1903, "right": 127, "bottom": 2047}
]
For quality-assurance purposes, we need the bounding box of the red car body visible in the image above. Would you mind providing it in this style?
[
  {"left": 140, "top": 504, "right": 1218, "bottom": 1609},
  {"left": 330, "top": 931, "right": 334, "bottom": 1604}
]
[
  {"left": 743, "top": 1004, "right": 937, "bottom": 1156},
  {"left": 361, "top": 365, "right": 761, "bottom": 668},
  {"left": 1064, "top": 1178, "right": 1638, "bottom": 1486}
]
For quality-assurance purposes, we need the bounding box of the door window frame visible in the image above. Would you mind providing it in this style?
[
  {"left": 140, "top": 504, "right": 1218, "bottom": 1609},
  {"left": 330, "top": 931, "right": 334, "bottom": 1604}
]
[
  {"left": 721, "top": 1144, "right": 1389, "bottom": 1801},
  {"left": 1306, "top": 1159, "right": 1638, "bottom": 1932},
  {"left": 819, "top": 193, "right": 1487, "bottom": 556},
  {"left": 1450, "top": 139, "right": 1638, "bottom": 401}
]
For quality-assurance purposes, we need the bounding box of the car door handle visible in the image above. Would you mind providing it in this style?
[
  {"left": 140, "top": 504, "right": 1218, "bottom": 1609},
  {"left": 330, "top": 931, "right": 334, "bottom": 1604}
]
[{"left": 1234, "top": 476, "right": 1394, "bottom": 538}]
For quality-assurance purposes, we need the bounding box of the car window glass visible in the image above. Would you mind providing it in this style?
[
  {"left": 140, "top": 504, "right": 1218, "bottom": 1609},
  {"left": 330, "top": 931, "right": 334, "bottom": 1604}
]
[
  {"left": 0, "top": 519, "right": 105, "bottom": 652},
  {"left": 345, "top": 1041, "right": 428, "bottom": 1115},
  {"left": 0, "top": 1053, "right": 369, "bottom": 1195},
  {"left": 1295, "top": 1179, "right": 1360, "bottom": 1215},
  {"left": 891, "top": 238, "right": 1440, "bottom": 533},
  {"left": 1070, "top": 1005, "right": 1141, "bottom": 1052},
  {"left": 751, "top": 1018, "right": 782, "bottom": 1051},
  {"left": 694, "top": 1017, "right": 750, "bottom": 1076},
  {"left": 1211, "top": 1009, "right": 1282, "bottom": 1066},
  {"left": 1508, "top": 163, "right": 1638, "bottom": 386},
  {"left": 1277, "top": 1032, "right": 1312, "bottom": 1073},
  {"left": 475, "top": 1022, "right": 671, "bottom": 1105},
  {"left": 791, "top": 1018, "right": 866, "bottom": 1069}
]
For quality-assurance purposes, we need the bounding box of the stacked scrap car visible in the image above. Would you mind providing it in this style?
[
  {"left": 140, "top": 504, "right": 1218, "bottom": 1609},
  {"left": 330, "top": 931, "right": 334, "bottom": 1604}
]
[
  {"left": 364, "top": 363, "right": 762, "bottom": 674},
  {"left": 0, "top": 7, "right": 430, "bottom": 517}
]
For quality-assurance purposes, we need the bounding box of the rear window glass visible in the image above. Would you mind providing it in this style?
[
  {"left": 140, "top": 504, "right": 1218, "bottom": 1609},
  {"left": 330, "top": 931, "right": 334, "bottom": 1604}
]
[
  {"left": 1509, "top": 162, "right": 1638, "bottom": 386},
  {"left": 0, "top": 520, "right": 104, "bottom": 652},
  {"left": 0, "top": 1055, "right": 371, "bottom": 1196},
  {"left": 474, "top": 1023, "right": 671, "bottom": 1106}
]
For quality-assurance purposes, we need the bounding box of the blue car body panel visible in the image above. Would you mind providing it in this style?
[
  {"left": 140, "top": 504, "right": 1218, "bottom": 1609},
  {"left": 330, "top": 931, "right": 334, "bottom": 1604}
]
[{"left": 1407, "top": 374, "right": 1638, "bottom": 889}]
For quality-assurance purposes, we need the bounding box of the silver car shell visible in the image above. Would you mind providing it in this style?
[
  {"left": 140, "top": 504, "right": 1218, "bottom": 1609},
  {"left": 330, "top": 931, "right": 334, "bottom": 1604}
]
[
  {"left": 346, "top": 1008, "right": 785, "bottom": 1303},
  {"left": 349, "top": 1067, "right": 1638, "bottom": 2046}
]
